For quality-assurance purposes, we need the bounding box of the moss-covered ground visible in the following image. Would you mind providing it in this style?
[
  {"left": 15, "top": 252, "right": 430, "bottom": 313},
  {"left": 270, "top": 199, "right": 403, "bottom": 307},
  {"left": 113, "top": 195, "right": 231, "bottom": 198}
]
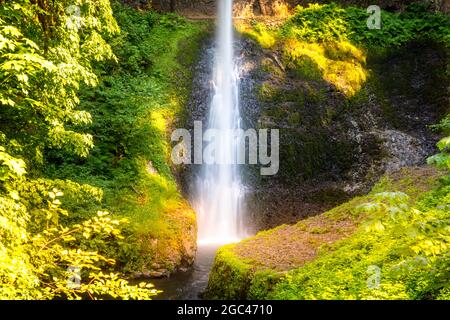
[{"left": 205, "top": 166, "right": 448, "bottom": 299}]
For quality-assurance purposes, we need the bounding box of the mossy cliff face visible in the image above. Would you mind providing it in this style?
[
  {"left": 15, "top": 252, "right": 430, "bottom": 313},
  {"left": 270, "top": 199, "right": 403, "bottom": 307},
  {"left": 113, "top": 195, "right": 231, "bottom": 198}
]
[
  {"left": 235, "top": 14, "right": 449, "bottom": 231},
  {"left": 204, "top": 166, "right": 446, "bottom": 299}
]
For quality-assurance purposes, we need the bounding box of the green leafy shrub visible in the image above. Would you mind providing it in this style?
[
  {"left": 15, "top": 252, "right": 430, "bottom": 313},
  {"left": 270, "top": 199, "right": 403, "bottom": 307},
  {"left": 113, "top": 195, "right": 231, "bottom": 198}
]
[
  {"left": 240, "top": 2, "right": 449, "bottom": 99},
  {"left": 282, "top": 3, "right": 450, "bottom": 47},
  {"left": 428, "top": 116, "right": 450, "bottom": 170},
  {"left": 0, "top": 150, "right": 157, "bottom": 299}
]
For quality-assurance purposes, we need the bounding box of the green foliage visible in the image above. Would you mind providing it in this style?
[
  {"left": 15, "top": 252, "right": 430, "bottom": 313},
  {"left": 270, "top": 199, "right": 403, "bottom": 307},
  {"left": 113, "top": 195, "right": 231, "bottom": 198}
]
[
  {"left": 0, "top": 0, "right": 207, "bottom": 283},
  {"left": 0, "top": 146, "right": 26, "bottom": 181},
  {"left": 0, "top": 0, "right": 159, "bottom": 299},
  {"left": 0, "top": 161, "right": 157, "bottom": 299},
  {"left": 206, "top": 244, "right": 284, "bottom": 300},
  {"left": 282, "top": 3, "right": 450, "bottom": 47},
  {"left": 428, "top": 116, "right": 450, "bottom": 169},
  {"left": 242, "top": 2, "right": 450, "bottom": 98},
  {"left": 0, "top": 0, "right": 119, "bottom": 165},
  {"left": 44, "top": 2, "right": 207, "bottom": 272},
  {"left": 47, "top": 2, "right": 206, "bottom": 185},
  {"left": 264, "top": 122, "right": 450, "bottom": 300},
  {"left": 243, "top": 22, "right": 276, "bottom": 49},
  {"left": 271, "top": 184, "right": 449, "bottom": 300}
]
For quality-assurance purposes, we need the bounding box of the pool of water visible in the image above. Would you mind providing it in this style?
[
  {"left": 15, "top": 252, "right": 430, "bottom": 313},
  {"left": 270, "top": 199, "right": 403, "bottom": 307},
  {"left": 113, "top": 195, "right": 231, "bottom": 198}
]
[{"left": 151, "top": 244, "right": 219, "bottom": 300}]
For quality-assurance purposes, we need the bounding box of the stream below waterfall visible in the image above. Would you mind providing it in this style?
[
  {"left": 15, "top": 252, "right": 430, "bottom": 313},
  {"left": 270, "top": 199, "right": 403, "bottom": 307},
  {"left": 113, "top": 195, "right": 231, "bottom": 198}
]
[{"left": 151, "top": 245, "right": 219, "bottom": 300}]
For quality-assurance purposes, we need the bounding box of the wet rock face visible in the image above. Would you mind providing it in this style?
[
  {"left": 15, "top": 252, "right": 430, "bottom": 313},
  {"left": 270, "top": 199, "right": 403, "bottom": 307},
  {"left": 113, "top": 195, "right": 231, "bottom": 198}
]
[
  {"left": 182, "top": 34, "right": 448, "bottom": 232},
  {"left": 176, "top": 38, "right": 214, "bottom": 200},
  {"left": 239, "top": 40, "right": 448, "bottom": 231}
]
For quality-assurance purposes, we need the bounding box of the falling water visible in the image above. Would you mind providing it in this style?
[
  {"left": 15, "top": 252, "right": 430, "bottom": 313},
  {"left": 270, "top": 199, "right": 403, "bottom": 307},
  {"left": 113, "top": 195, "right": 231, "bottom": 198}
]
[{"left": 195, "top": 0, "right": 244, "bottom": 245}]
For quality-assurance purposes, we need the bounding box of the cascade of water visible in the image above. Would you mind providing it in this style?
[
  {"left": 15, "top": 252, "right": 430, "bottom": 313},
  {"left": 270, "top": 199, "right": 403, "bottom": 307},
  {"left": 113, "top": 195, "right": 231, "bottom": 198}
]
[{"left": 195, "top": 0, "right": 244, "bottom": 244}]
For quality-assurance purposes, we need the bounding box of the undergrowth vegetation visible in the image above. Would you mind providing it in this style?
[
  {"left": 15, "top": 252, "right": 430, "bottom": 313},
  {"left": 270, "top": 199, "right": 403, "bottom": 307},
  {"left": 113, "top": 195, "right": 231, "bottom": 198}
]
[
  {"left": 0, "top": 0, "right": 160, "bottom": 299},
  {"left": 0, "top": 0, "right": 208, "bottom": 299},
  {"left": 282, "top": 2, "right": 450, "bottom": 47},
  {"left": 206, "top": 166, "right": 449, "bottom": 300},
  {"left": 271, "top": 174, "right": 449, "bottom": 300},
  {"left": 44, "top": 3, "right": 209, "bottom": 273}
]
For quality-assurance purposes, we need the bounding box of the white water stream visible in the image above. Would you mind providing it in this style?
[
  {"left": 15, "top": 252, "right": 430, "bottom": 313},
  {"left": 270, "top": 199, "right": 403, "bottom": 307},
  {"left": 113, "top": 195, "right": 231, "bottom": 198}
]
[{"left": 195, "top": 0, "right": 245, "bottom": 244}]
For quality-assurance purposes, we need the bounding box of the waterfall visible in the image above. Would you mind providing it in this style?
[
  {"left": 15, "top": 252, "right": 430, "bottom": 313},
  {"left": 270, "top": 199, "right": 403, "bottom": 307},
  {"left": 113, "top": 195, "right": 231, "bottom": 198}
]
[{"left": 195, "top": 0, "right": 244, "bottom": 244}]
